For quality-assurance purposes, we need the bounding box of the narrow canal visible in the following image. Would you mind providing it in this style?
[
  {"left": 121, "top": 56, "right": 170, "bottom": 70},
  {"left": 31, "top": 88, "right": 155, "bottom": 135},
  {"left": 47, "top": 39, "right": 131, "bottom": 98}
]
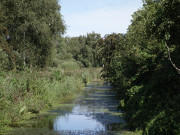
[{"left": 11, "top": 81, "right": 126, "bottom": 135}]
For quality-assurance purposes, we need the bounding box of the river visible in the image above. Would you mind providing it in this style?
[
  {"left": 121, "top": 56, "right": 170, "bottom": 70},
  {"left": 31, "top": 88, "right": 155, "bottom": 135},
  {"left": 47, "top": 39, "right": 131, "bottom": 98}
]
[{"left": 10, "top": 81, "right": 127, "bottom": 135}]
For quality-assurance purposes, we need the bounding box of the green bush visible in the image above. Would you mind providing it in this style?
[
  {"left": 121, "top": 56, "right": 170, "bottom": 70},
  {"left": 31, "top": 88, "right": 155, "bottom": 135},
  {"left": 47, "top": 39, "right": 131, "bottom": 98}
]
[{"left": 60, "top": 60, "right": 80, "bottom": 70}]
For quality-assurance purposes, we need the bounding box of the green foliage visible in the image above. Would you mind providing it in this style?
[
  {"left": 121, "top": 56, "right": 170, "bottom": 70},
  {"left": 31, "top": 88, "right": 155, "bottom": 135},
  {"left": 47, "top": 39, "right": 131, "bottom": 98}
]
[
  {"left": 97, "top": 33, "right": 127, "bottom": 81},
  {"left": 0, "top": 5, "right": 13, "bottom": 70},
  {"left": 0, "top": 49, "right": 9, "bottom": 69},
  {"left": 51, "top": 69, "right": 63, "bottom": 81},
  {"left": 1, "top": 0, "right": 65, "bottom": 69},
  {"left": 60, "top": 60, "right": 80, "bottom": 70},
  {"left": 0, "top": 68, "right": 101, "bottom": 131},
  {"left": 100, "top": 0, "right": 180, "bottom": 134},
  {"left": 56, "top": 32, "right": 102, "bottom": 68}
]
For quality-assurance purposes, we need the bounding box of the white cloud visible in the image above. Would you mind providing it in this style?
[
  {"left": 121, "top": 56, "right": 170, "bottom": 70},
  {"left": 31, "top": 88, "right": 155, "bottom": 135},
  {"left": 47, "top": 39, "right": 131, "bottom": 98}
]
[{"left": 64, "top": 7, "right": 139, "bottom": 37}]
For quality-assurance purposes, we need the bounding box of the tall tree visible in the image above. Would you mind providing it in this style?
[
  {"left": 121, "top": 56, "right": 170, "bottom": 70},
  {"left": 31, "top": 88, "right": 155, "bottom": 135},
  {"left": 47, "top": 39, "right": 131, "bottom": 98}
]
[
  {"left": 57, "top": 32, "right": 102, "bottom": 68},
  {"left": 1, "top": 0, "right": 65, "bottom": 69},
  {"left": 0, "top": 4, "right": 16, "bottom": 70},
  {"left": 143, "top": 0, "right": 180, "bottom": 74},
  {"left": 99, "top": 0, "right": 180, "bottom": 134}
]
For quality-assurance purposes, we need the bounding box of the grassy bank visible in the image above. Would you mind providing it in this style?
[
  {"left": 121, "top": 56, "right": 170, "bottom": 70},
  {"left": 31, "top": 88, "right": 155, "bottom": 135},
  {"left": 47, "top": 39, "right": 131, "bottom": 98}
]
[{"left": 0, "top": 67, "right": 101, "bottom": 132}]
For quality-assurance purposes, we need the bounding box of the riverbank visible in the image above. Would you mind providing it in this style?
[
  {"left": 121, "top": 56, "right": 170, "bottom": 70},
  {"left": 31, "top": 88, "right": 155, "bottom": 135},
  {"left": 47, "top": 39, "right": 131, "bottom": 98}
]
[
  {"left": 4, "top": 80, "right": 141, "bottom": 135},
  {"left": 0, "top": 67, "right": 101, "bottom": 133}
]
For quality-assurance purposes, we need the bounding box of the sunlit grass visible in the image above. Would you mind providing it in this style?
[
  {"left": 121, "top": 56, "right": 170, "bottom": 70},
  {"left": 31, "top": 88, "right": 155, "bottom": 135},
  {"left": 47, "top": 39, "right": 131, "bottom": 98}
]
[
  {"left": 116, "top": 131, "right": 142, "bottom": 135},
  {"left": 0, "top": 67, "right": 101, "bottom": 132}
]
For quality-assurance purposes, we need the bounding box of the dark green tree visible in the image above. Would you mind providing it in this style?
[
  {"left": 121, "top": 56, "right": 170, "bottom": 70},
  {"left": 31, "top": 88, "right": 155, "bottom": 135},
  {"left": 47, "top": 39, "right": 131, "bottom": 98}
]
[
  {"left": 57, "top": 32, "right": 102, "bottom": 68},
  {"left": 0, "top": 4, "right": 16, "bottom": 70},
  {"left": 143, "top": 0, "right": 180, "bottom": 74},
  {"left": 99, "top": 0, "right": 180, "bottom": 134},
  {"left": 1, "top": 0, "right": 65, "bottom": 69}
]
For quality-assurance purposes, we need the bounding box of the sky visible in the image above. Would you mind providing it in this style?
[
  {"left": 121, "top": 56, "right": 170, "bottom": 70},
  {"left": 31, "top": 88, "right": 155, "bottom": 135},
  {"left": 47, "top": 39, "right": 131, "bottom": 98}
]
[{"left": 59, "top": 0, "right": 143, "bottom": 37}]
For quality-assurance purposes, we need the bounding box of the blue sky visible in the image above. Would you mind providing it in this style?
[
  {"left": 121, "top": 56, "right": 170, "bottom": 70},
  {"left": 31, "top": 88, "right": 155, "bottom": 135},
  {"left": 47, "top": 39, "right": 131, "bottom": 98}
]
[{"left": 59, "top": 0, "right": 143, "bottom": 37}]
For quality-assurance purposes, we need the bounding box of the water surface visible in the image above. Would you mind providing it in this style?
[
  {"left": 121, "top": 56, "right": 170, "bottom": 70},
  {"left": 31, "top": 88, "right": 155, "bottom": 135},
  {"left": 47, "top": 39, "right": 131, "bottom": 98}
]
[{"left": 10, "top": 81, "right": 126, "bottom": 135}]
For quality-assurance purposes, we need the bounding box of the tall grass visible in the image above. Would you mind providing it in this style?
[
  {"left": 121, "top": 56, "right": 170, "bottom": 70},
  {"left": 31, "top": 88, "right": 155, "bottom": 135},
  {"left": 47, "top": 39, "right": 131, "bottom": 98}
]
[{"left": 0, "top": 67, "right": 101, "bottom": 132}]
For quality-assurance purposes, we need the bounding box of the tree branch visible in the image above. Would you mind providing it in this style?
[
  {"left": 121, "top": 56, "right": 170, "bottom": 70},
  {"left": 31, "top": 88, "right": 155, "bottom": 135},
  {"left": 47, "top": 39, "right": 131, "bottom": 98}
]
[{"left": 166, "top": 43, "right": 180, "bottom": 75}]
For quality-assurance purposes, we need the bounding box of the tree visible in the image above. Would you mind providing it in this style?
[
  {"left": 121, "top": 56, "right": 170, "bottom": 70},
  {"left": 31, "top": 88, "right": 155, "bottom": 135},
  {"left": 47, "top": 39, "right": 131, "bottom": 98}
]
[
  {"left": 58, "top": 32, "right": 102, "bottom": 68},
  {"left": 1, "top": 0, "right": 65, "bottom": 69},
  {"left": 143, "top": 0, "right": 180, "bottom": 74},
  {"left": 0, "top": 5, "right": 16, "bottom": 70},
  {"left": 98, "top": 1, "right": 180, "bottom": 134},
  {"left": 97, "top": 33, "right": 126, "bottom": 79}
]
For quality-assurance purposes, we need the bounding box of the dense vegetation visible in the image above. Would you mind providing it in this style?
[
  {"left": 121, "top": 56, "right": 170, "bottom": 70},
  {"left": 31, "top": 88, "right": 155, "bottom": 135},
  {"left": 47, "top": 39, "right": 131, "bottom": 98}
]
[
  {"left": 0, "top": 0, "right": 179, "bottom": 134},
  {"left": 99, "top": 0, "right": 180, "bottom": 134},
  {"left": 0, "top": 0, "right": 66, "bottom": 69},
  {"left": 0, "top": 0, "right": 101, "bottom": 132},
  {"left": 0, "top": 68, "right": 100, "bottom": 131},
  {"left": 56, "top": 32, "right": 102, "bottom": 68}
]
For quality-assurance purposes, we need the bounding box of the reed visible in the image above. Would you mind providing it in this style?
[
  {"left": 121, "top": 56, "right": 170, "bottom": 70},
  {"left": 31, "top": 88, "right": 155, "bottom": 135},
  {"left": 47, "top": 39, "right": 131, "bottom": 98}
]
[{"left": 0, "top": 67, "right": 101, "bottom": 132}]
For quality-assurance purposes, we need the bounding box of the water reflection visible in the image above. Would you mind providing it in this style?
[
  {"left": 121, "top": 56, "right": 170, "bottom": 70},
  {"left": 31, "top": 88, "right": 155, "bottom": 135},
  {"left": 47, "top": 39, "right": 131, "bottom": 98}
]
[
  {"left": 54, "top": 114, "right": 105, "bottom": 131},
  {"left": 10, "top": 81, "right": 126, "bottom": 135},
  {"left": 51, "top": 81, "right": 126, "bottom": 133}
]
